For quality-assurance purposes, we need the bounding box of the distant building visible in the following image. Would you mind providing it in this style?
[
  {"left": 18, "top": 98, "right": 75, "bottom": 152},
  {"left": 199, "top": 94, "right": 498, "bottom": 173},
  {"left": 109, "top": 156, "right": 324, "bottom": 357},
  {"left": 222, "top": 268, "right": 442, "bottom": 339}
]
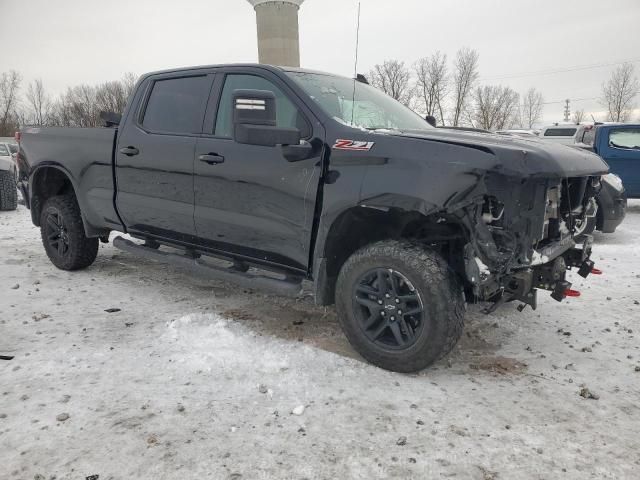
[{"left": 246, "top": 0, "right": 305, "bottom": 67}]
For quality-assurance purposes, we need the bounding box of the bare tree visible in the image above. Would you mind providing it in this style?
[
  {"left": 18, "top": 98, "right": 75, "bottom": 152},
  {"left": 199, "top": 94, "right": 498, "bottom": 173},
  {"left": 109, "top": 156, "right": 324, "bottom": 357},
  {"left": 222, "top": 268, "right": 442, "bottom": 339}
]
[
  {"left": 121, "top": 72, "right": 137, "bottom": 101},
  {"left": 521, "top": 88, "right": 544, "bottom": 128},
  {"left": 414, "top": 52, "right": 448, "bottom": 125},
  {"left": 451, "top": 47, "right": 479, "bottom": 126},
  {"left": 601, "top": 62, "right": 639, "bottom": 122},
  {"left": 572, "top": 109, "right": 586, "bottom": 124},
  {"left": 473, "top": 85, "right": 520, "bottom": 131},
  {"left": 369, "top": 60, "right": 414, "bottom": 107},
  {"left": 95, "top": 73, "right": 138, "bottom": 115},
  {"left": 0, "top": 70, "right": 21, "bottom": 136},
  {"left": 25, "top": 79, "right": 52, "bottom": 126}
]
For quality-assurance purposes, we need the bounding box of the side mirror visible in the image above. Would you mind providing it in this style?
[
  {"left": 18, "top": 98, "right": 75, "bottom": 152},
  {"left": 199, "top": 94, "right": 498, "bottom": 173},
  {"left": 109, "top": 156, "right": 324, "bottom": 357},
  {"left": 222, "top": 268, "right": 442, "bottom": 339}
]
[{"left": 232, "top": 89, "right": 301, "bottom": 147}]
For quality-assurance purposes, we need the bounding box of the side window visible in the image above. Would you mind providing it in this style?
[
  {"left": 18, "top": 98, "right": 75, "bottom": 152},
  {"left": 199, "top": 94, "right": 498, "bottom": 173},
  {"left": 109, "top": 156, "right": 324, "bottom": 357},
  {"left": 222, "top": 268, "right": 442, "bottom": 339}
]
[
  {"left": 0, "top": 145, "right": 8, "bottom": 156},
  {"left": 609, "top": 129, "right": 640, "bottom": 150},
  {"left": 214, "top": 74, "right": 309, "bottom": 138},
  {"left": 142, "top": 75, "right": 211, "bottom": 134}
]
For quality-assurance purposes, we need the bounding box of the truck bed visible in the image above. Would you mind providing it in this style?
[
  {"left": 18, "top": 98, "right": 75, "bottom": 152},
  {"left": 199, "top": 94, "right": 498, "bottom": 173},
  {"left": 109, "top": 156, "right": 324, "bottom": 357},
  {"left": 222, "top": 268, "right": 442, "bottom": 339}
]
[{"left": 19, "top": 126, "right": 121, "bottom": 233}]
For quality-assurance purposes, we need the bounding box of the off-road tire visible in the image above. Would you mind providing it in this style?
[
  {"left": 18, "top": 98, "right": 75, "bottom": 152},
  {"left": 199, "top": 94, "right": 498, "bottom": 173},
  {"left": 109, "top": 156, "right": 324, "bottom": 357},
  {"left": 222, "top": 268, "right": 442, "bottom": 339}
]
[
  {"left": 0, "top": 170, "right": 18, "bottom": 211},
  {"left": 335, "top": 240, "right": 465, "bottom": 373},
  {"left": 40, "top": 195, "right": 99, "bottom": 270}
]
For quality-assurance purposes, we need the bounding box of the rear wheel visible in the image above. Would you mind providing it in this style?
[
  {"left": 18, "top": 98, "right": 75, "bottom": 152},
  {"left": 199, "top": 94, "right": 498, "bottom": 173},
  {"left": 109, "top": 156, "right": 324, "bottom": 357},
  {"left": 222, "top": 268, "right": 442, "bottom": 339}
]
[
  {"left": 0, "top": 170, "right": 18, "bottom": 211},
  {"left": 335, "top": 240, "right": 465, "bottom": 373},
  {"left": 40, "top": 195, "right": 99, "bottom": 270}
]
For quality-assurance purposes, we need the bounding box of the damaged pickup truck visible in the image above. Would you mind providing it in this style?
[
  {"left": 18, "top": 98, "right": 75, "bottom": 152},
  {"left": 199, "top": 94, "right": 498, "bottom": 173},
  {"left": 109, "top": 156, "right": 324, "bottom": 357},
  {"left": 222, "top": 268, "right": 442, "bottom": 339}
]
[{"left": 16, "top": 65, "right": 608, "bottom": 372}]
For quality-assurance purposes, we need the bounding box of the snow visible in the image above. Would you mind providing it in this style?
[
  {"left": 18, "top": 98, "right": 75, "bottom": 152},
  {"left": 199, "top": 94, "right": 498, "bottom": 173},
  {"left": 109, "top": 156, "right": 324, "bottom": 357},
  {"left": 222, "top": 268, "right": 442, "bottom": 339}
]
[
  {"left": 530, "top": 250, "right": 550, "bottom": 266},
  {"left": 474, "top": 257, "right": 490, "bottom": 277},
  {"left": 1, "top": 201, "right": 640, "bottom": 479}
]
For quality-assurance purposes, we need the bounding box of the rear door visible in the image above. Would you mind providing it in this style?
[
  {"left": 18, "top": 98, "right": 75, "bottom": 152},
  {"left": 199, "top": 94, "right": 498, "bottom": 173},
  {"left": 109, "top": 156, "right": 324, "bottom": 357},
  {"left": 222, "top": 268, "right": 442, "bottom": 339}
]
[
  {"left": 115, "top": 72, "right": 214, "bottom": 243},
  {"left": 193, "top": 68, "right": 323, "bottom": 272},
  {"left": 602, "top": 127, "right": 640, "bottom": 197}
]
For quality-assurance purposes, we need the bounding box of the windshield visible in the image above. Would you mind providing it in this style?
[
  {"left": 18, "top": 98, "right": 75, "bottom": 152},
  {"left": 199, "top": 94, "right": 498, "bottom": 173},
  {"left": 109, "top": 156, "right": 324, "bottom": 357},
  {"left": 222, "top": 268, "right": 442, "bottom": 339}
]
[
  {"left": 609, "top": 128, "right": 640, "bottom": 150},
  {"left": 286, "top": 71, "right": 432, "bottom": 132}
]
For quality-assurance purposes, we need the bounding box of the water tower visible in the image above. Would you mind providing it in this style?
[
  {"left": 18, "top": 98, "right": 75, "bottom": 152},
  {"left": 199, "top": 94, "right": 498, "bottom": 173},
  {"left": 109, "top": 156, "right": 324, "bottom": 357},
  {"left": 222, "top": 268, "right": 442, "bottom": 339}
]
[{"left": 246, "top": 0, "right": 305, "bottom": 67}]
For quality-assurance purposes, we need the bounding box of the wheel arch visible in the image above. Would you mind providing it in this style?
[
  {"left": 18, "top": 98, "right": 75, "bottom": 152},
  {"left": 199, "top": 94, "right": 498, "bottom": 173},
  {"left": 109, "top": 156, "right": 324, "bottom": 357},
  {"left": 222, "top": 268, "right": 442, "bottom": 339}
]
[
  {"left": 29, "top": 165, "right": 105, "bottom": 237},
  {"left": 313, "top": 204, "right": 469, "bottom": 306}
]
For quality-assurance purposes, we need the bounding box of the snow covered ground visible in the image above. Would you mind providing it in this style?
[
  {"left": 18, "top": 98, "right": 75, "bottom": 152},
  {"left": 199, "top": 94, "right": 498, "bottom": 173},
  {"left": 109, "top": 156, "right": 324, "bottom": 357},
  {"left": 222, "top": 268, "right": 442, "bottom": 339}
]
[{"left": 1, "top": 201, "right": 639, "bottom": 480}]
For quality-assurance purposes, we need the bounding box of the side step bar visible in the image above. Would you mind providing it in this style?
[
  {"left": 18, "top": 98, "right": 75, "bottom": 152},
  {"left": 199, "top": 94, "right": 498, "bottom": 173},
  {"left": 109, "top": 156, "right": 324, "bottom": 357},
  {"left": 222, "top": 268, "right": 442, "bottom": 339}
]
[{"left": 112, "top": 236, "right": 303, "bottom": 297}]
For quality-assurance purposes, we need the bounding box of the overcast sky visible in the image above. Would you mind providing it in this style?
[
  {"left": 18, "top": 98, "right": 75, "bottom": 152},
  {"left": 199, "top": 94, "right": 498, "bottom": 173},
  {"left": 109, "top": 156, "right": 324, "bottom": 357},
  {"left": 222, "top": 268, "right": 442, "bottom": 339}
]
[{"left": 2, "top": 0, "right": 639, "bottom": 123}]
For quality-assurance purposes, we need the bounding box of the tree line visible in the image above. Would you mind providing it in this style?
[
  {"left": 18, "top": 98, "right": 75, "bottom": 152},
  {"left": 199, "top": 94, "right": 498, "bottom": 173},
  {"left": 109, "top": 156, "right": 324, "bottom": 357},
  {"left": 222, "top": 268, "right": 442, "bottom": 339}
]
[
  {"left": 0, "top": 72, "right": 136, "bottom": 136},
  {"left": 368, "top": 48, "right": 639, "bottom": 129},
  {"left": 1, "top": 51, "right": 638, "bottom": 137}
]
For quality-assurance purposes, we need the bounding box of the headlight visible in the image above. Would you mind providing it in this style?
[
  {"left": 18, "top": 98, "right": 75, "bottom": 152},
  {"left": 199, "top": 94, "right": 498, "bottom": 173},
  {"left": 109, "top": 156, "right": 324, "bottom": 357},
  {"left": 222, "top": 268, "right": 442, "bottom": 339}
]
[{"left": 604, "top": 173, "right": 624, "bottom": 191}]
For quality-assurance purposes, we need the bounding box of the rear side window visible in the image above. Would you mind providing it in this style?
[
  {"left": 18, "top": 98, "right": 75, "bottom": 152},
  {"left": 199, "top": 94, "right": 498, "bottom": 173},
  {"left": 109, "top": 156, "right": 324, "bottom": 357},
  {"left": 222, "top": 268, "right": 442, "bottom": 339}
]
[
  {"left": 214, "top": 74, "right": 309, "bottom": 138},
  {"left": 0, "top": 145, "right": 8, "bottom": 156},
  {"left": 142, "top": 76, "right": 210, "bottom": 134},
  {"left": 544, "top": 128, "right": 577, "bottom": 137},
  {"left": 609, "top": 128, "right": 640, "bottom": 150}
]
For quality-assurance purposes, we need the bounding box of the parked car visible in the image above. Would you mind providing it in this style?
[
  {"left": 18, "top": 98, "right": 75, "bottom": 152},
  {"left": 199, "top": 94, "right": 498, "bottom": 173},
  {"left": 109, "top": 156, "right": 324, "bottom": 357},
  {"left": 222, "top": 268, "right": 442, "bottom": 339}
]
[
  {"left": 17, "top": 64, "right": 607, "bottom": 372},
  {"left": 539, "top": 124, "right": 579, "bottom": 145},
  {"left": 0, "top": 142, "right": 18, "bottom": 211},
  {"left": 575, "top": 124, "right": 640, "bottom": 198}
]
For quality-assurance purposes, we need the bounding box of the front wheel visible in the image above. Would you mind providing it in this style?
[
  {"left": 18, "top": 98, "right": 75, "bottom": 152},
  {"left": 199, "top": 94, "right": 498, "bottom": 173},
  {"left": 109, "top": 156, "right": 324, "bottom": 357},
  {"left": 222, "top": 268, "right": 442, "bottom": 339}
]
[
  {"left": 40, "top": 195, "right": 99, "bottom": 270},
  {"left": 335, "top": 240, "right": 465, "bottom": 373}
]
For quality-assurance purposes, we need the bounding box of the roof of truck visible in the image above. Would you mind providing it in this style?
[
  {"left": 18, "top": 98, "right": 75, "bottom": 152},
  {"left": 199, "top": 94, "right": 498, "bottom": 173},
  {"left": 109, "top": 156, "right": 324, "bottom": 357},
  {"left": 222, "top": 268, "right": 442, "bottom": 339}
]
[{"left": 142, "top": 63, "right": 347, "bottom": 80}]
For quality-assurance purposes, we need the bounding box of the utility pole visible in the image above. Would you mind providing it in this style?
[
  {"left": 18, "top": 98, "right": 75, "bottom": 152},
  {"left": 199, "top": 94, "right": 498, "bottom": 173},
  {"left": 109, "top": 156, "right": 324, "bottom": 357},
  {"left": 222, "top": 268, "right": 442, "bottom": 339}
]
[{"left": 563, "top": 99, "right": 571, "bottom": 122}]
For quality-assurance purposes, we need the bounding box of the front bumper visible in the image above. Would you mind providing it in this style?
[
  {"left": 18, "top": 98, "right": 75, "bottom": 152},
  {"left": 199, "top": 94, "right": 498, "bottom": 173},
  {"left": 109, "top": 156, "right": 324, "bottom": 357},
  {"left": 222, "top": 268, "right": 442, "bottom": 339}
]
[{"left": 475, "top": 236, "right": 596, "bottom": 313}]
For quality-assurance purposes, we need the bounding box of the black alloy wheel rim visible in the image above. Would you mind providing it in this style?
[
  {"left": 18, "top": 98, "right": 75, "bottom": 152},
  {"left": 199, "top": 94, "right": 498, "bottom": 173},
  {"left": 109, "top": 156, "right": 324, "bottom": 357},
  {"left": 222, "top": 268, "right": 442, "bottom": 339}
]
[
  {"left": 353, "top": 268, "right": 425, "bottom": 350},
  {"left": 45, "top": 209, "right": 70, "bottom": 257}
]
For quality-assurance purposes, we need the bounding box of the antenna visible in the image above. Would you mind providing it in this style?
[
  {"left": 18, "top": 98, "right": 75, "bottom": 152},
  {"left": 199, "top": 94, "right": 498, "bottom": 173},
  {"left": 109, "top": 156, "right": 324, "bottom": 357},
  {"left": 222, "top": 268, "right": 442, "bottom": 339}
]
[
  {"left": 353, "top": 2, "right": 361, "bottom": 78},
  {"left": 350, "top": 2, "right": 361, "bottom": 127}
]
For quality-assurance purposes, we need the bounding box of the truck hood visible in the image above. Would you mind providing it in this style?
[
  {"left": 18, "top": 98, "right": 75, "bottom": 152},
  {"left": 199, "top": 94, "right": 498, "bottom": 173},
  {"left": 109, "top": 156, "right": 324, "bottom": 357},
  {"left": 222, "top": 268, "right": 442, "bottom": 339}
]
[{"left": 391, "top": 128, "right": 609, "bottom": 178}]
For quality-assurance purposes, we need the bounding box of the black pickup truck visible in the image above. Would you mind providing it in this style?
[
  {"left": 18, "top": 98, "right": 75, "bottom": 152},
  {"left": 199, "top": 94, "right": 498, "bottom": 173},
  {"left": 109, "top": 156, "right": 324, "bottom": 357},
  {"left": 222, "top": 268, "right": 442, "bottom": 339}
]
[{"left": 16, "top": 64, "right": 608, "bottom": 372}]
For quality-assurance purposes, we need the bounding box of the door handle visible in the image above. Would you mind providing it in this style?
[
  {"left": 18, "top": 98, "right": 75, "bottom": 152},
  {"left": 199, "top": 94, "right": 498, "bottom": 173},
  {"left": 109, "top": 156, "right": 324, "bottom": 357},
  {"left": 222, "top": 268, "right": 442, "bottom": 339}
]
[
  {"left": 198, "top": 153, "right": 225, "bottom": 165},
  {"left": 119, "top": 146, "right": 139, "bottom": 156}
]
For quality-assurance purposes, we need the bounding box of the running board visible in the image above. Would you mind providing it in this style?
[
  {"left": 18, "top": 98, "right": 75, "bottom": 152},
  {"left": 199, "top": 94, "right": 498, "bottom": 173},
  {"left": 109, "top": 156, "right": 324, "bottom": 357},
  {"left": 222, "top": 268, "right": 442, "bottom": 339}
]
[{"left": 112, "top": 236, "right": 303, "bottom": 297}]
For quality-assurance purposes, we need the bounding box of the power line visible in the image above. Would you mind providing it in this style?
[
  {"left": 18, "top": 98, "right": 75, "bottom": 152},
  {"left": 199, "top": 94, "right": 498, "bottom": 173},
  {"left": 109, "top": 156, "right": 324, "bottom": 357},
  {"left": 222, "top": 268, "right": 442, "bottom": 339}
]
[{"left": 481, "top": 58, "right": 640, "bottom": 81}]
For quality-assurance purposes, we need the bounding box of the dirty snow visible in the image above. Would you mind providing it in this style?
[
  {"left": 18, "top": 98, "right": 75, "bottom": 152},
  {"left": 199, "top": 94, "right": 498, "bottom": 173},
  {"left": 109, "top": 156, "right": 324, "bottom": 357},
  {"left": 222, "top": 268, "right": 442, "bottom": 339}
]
[{"left": 1, "top": 201, "right": 640, "bottom": 479}]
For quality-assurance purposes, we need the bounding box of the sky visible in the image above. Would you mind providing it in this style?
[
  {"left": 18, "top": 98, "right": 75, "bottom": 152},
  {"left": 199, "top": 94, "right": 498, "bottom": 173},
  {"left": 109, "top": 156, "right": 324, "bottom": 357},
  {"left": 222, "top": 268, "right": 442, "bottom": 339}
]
[{"left": 1, "top": 0, "right": 639, "bottom": 124}]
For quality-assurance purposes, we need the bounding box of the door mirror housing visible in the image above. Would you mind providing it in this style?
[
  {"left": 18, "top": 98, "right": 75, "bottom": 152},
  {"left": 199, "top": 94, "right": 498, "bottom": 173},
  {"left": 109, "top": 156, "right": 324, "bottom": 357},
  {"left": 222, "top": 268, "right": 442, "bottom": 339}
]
[{"left": 232, "top": 89, "right": 301, "bottom": 147}]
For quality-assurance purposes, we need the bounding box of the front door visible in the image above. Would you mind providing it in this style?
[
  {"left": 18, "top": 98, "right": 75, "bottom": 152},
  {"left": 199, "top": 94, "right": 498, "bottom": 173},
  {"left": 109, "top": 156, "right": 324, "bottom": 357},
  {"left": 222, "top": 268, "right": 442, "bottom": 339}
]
[
  {"left": 193, "top": 70, "right": 323, "bottom": 272},
  {"left": 116, "top": 73, "right": 214, "bottom": 243}
]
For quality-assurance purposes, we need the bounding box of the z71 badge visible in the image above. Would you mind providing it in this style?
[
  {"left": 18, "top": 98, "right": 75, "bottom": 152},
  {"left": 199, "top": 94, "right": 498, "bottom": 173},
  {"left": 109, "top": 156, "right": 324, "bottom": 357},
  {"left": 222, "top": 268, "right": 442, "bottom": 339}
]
[{"left": 333, "top": 139, "right": 375, "bottom": 151}]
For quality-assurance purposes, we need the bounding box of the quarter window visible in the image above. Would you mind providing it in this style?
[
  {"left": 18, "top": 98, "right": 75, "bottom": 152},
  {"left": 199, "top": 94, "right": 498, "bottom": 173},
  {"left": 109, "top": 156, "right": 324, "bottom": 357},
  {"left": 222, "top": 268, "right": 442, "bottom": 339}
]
[
  {"left": 142, "top": 76, "right": 211, "bottom": 134},
  {"left": 214, "top": 74, "right": 308, "bottom": 138}
]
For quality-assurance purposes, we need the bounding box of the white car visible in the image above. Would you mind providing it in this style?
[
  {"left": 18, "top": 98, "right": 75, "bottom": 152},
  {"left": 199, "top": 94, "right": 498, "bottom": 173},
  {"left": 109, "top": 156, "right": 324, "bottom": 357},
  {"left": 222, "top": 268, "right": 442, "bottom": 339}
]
[
  {"left": 539, "top": 124, "right": 579, "bottom": 145},
  {"left": 0, "top": 142, "right": 18, "bottom": 211}
]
